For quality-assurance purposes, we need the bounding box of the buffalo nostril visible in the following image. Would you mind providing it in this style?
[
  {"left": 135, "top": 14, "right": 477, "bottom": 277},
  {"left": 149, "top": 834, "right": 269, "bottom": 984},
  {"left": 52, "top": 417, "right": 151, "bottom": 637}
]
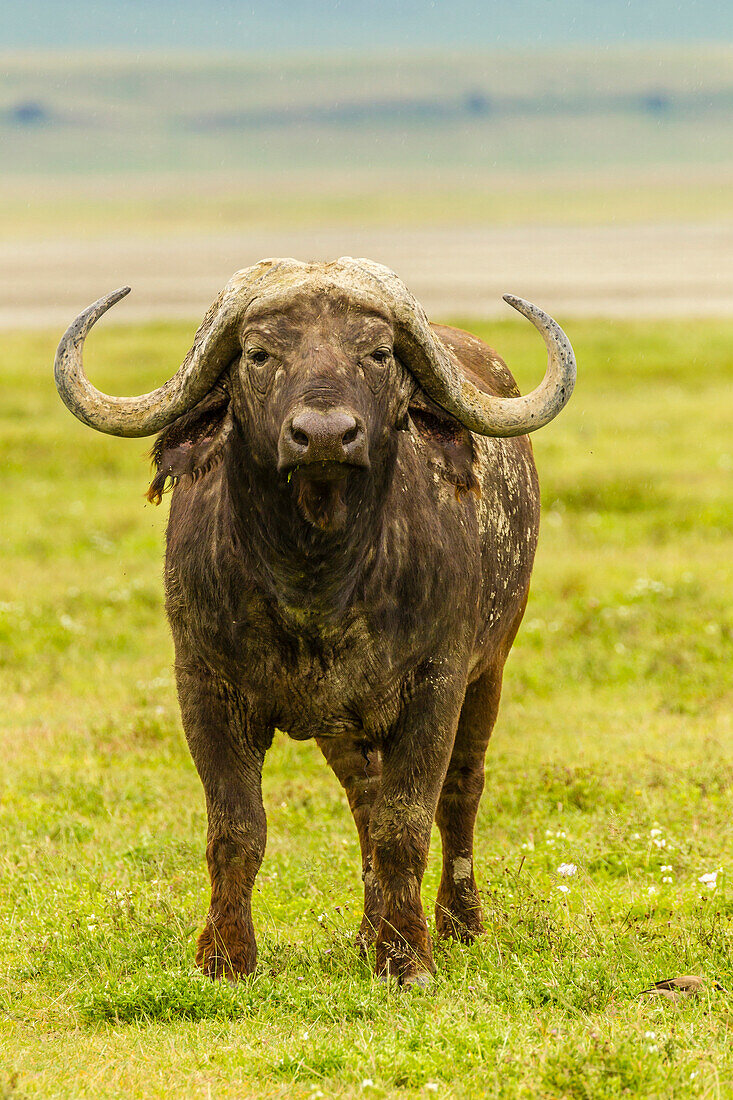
[{"left": 282, "top": 408, "right": 367, "bottom": 468}]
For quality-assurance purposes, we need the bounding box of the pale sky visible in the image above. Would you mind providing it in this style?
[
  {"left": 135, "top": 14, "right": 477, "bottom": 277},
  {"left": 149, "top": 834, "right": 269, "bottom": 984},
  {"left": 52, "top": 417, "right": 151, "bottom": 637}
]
[{"left": 2, "top": 0, "right": 732, "bottom": 52}]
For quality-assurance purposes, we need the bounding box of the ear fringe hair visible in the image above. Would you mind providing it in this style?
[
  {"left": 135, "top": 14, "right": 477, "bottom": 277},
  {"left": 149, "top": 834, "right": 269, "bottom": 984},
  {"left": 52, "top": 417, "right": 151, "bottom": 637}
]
[
  {"left": 453, "top": 468, "right": 481, "bottom": 502},
  {"left": 146, "top": 387, "right": 232, "bottom": 505},
  {"left": 408, "top": 398, "right": 481, "bottom": 503}
]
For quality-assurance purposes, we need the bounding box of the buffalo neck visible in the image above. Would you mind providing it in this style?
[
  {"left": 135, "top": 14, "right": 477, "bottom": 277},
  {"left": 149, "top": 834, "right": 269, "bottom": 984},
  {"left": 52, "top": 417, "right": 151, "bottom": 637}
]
[{"left": 224, "top": 430, "right": 395, "bottom": 628}]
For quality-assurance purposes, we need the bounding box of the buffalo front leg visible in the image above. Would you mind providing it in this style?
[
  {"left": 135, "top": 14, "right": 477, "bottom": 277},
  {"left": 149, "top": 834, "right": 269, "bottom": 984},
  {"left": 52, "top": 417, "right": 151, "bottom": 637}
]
[
  {"left": 316, "top": 735, "right": 383, "bottom": 948},
  {"left": 435, "top": 666, "right": 502, "bottom": 942},
  {"left": 370, "top": 673, "right": 464, "bottom": 985},
  {"left": 177, "top": 667, "right": 269, "bottom": 980}
]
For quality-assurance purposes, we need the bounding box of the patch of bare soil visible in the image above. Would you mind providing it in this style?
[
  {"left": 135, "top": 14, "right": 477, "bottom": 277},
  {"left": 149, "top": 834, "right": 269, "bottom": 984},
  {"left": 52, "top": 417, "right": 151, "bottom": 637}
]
[{"left": 2, "top": 222, "right": 732, "bottom": 329}]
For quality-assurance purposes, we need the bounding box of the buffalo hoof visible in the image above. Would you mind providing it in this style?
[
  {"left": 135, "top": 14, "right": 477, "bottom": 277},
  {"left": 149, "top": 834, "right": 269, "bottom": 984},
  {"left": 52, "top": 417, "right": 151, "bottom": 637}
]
[
  {"left": 374, "top": 917, "right": 436, "bottom": 988},
  {"left": 376, "top": 966, "right": 434, "bottom": 990},
  {"left": 402, "top": 970, "right": 434, "bottom": 990},
  {"left": 196, "top": 922, "right": 257, "bottom": 981},
  {"left": 376, "top": 971, "right": 400, "bottom": 988}
]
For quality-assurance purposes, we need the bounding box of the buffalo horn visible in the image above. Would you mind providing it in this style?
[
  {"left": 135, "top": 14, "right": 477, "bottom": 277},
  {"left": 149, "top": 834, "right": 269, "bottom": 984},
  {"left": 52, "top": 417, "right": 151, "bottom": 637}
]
[
  {"left": 54, "top": 265, "right": 275, "bottom": 437},
  {"left": 54, "top": 257, "right": 574, "bottom": 440},
  {"left": 346, "top": 257, "right": 576, "bottom": 438}
]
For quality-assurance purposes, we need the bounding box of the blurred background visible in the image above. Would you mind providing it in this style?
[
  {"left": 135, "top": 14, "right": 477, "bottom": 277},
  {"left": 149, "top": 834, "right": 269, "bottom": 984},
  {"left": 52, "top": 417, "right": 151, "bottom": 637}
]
[{"left": 2, "top": 0, "right": 733, "bottom": 326}]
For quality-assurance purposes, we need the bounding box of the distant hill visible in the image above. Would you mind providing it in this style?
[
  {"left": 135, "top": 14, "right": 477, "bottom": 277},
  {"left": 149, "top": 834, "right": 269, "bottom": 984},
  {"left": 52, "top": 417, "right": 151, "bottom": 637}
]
[{"left": 1, "top": 48, "right": 733, "bottom": 177}]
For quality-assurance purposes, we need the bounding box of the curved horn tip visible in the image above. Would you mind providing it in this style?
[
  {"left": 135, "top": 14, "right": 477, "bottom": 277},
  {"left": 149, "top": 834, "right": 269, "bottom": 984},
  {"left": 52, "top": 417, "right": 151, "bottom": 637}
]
[
  {"left": 66, "top": 285, "right": 132, "bottom": 341},
  {"left": 84, "top": 285, "right": 131, "bottom": 319},
  {"left": 502, "top": 293, "right": 531, "bottom": 314},
  {"left": 107, "top": 286, "right": 132, "bottom": 306}
]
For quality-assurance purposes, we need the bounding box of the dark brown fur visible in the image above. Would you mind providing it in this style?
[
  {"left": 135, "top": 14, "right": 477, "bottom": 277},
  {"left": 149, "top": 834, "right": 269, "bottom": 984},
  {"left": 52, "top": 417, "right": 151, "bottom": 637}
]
[{"left": 152, "top": 296, "right": 539, "bottom": 984}]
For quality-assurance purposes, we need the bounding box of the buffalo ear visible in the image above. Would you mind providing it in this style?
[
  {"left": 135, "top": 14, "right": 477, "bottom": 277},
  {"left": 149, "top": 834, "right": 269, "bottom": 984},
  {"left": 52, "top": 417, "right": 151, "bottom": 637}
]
[
  {"left": 147, "top": 383, "right": 232, "bottom": 505},
  {"left": 408, "top": 390, "right": 480, "bottom": 500}
]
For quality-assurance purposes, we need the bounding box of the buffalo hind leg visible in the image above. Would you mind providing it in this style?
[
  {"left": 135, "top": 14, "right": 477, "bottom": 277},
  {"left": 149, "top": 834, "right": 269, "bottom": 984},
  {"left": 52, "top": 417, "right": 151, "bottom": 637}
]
[
  {"left": 177, "top": 667, "right": 269, "bottom": 980},
  {"left": 316, "top": 735, "right": 383, "bottom": 949},
  {"left": 370, "top": 674, "right": 463, "bottom": 985},
  {"left": 434, "top": 666, "right": 502, "bottom": 942}
]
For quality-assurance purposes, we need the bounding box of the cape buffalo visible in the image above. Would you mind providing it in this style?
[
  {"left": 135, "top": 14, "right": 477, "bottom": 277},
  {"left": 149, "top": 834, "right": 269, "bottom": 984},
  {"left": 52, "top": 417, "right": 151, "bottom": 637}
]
[{"left": 54, "top": 258, "right": 575, "bottom": 986}]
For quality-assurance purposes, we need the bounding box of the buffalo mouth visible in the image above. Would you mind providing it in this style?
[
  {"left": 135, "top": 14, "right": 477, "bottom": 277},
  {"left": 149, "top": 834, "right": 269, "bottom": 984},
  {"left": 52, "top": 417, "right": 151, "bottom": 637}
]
[{"left": 286, "top": 461, "right": 363, "bottom": 531}]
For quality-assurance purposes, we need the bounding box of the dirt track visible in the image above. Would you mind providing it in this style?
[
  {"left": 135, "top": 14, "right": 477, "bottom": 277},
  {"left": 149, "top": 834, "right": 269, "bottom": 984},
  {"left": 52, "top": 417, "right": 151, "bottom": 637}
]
[{"left": 2, "top": 222, "right": 732, "bottom": 328}]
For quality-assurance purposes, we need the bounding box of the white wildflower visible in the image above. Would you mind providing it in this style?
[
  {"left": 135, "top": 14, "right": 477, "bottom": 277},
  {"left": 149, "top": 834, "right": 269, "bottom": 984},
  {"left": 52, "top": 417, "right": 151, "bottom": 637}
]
[
  {"left": 317, "top": 913, "right": 327, "bottom": 923},
  {"left": 644, "top": 1031, "right": 656, "bottom": 1039},
  {"left": 660, "top": 865, "right": 672, "bottom": 872},
  {"left": 698, "top": 870, "right": 721, "bottom": 888},
  {"left": 557, "top": 863, "right": 577, "bottom": 877},
  {"left": 425, "top": 1086, "right": 439, "bottom": 1094},
  {"left": 650, "top": 828, "right": 663, "bottom": 838},
  {"left": 662, "top": 876, "right": 673, "bottom": 884},
  {"left": 557, "top": 884, "right": 570, "bottom": 894},
  {"left": 362, "top": 1081, "right": 374, "bottom": 1090}
]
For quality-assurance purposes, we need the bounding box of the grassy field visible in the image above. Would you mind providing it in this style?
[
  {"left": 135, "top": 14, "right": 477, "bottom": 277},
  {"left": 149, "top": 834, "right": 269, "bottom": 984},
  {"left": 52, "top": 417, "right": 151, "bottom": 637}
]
[{"left": 1, "top": 315, "right": 731, "bottom": 1097}]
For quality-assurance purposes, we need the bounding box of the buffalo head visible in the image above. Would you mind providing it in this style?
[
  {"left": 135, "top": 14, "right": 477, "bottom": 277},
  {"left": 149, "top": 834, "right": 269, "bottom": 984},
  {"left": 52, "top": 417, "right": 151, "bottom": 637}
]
[
  {"left": 233, "top": 290, "right": 411, "bottom": 531},
  {"left": 54, "top": 257, "right": 576, "bottom": 532}
]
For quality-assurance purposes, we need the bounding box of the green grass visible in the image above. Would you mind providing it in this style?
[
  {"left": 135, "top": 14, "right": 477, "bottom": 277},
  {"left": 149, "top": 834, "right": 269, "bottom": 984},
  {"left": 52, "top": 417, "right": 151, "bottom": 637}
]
[{"left": 1, "top": 316, "right": 732, "bottom": 1097}]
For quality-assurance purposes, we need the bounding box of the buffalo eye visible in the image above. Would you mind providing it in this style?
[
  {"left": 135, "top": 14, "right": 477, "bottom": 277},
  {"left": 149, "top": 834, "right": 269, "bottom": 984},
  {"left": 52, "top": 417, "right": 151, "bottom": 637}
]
[
  {"left": 249, "top": 348, "right": 270, "bottom": 365},
  {"left": 370, "top": 347, "right": 392, "bottom": 364}
]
